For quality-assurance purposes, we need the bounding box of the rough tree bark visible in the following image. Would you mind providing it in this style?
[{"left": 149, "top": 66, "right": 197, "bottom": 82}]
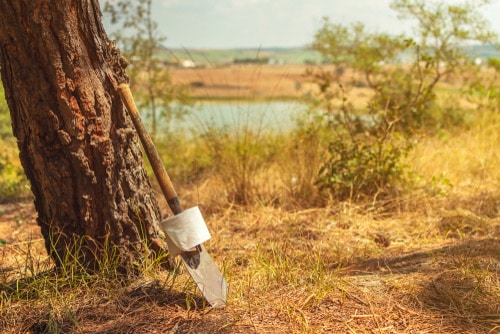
[{"left": 0, "top": 0, "right": 167, "bottom": 271}]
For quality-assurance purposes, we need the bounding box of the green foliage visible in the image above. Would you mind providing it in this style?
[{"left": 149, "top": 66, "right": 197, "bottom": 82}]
[
  {"left": 391, "top": 0, "right": 497, "bottom": 44},
  {"left": 391, "top": 0, "right": 498, "bottom": 79},
  {"left": 314, "top": 0, "right": 498, "bottom": 133},
  {"left": 293, "top": 113, "right": 411, "bottom": 203},
  {"left": 0, "top": 83, "right": 30, "bottom": 201},
  {"left": 318, "top": 137, "right": 409, "bottom": 201},
  {"left": 312, "top": 18, "right": 406, "bottom": 88},
  {"left": 310, "top": 84, "right": 412, "bottom": 201},
  {"left": 312, "top": 23, "right": 436, "bottom": 133},
  {"left": 465, "top": 62, "right": 500, "bottom": 112},
  {"left": 370, "top": 60, "right": 441, "bottom": 132},
  {"left": 487, "top": 57, "right": 500, "bottom": 72},
  {"left": 309, "top": 0, "right": 498, "bottom": 201},
  {"left": 308, "top": 34, "right": 419, "bottom": 201}
]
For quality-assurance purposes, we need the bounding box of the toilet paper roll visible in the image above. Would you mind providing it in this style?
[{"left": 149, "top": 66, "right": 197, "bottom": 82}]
[{"left": 160, "top": 206, "right": 211, "bottom": 257}]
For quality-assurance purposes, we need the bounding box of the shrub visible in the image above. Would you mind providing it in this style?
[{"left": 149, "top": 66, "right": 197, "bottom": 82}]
[
  {"left": 0, "top": 83, "right": 30, "bottom": 201},
  {"left": 312, "top": 85, "right": 412, "bottom": 201},
  {"left": 487, "top": 57, "right": 500, "bottom": 72},
  {"left": 0, "top": 82, "right": 13, "bottom": 140},
  {"left": 0, "top": 145, "right": 30, "bottom": 201}
]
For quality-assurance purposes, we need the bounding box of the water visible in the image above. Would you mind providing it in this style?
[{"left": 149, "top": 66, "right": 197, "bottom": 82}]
[
  {"left": 172, "top": 100, "right": 308, "bottom": 135},
  {"left": 144, "top": 101, "right": 376, "bottom": 137}
]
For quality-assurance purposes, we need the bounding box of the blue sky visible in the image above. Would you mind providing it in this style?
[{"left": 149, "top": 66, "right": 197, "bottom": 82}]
[{"left": 104, "top": 0, "right": 500, "bottom": 49}]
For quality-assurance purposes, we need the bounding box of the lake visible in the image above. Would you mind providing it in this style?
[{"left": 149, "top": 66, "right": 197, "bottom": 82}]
[{"left": 172, "top": 100, "right": 308, "bottom": 135}]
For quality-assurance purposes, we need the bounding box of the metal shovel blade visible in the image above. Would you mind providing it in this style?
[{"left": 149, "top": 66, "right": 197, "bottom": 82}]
[{"left": 180, "top": 245, "right": 227, "bottom": 308}]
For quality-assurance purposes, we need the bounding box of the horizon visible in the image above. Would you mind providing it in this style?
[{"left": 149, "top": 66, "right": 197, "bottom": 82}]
[
  {"left": 102, "top": 0, "right": 500, "bottom": 50},
  {"left": 162, "top": 44, "right": 499, "bottom": 52}
]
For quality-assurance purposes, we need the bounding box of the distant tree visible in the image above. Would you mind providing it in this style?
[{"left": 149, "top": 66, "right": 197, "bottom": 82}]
[
  {"left": 0, "top": 0, "right": 167, "bottom": 272},
  {"left": 312, "top": 19, "right": 406, "bottom": 88},
  {"left": 310, "top": 22, "right": 413, "bottom": 201},
  {"left": 104, "top": 0, "right": 188, "bottom": 139},
  {"left": 391, "top": 0, "right": 498, "bottom": 92},
  {"left": 312, "top": 0, "right": 498, "bottom": 132}
]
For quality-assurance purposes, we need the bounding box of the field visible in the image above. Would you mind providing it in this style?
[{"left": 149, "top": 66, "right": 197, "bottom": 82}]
[
  {"left": 169, "top": 64, "right": 372, "bottom": 111},
  {"left": 169, "top": 64, "right": 318, "bottom": 100},
  {"left": 1, "top": 64, "right": 500, "bottom": 333}
]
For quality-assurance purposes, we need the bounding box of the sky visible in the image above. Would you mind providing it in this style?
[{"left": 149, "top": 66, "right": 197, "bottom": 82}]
[{"left": 104, "top": 0, "right": 500, "bottom": 49}]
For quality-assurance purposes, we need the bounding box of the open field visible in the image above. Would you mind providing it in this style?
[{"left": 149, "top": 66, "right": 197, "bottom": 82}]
[
  {"left": 169, "top": 64, "right": 318, "bottom": 100},
  {"left": 169, "top": 64, "right": 373, "bottom": 113}
]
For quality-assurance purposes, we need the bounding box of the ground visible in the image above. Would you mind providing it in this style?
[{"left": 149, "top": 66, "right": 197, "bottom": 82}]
[{"left": 1, "top": 195, "right": 499, "bottom": 333}]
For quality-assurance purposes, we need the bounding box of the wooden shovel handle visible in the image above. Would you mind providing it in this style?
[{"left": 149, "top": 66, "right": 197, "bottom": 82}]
[{"left": 118, "top": 84, "right": 182, "bottom": 215}]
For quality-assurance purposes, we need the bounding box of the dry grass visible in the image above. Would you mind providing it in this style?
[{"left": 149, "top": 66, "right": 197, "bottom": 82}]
[
  {"left": 1, "top": 65, "right": 500, "bottom": 333},
  {"left": 1, "top": 194, "right": 499, "bottom": 333},
  {"left": 2, "top": 137, "right": 499, "bottom": 333}
]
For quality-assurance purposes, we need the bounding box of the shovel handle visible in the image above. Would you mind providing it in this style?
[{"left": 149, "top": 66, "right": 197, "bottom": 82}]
[{"left": 118, "top": 84, "right": 182, "bottom": 215}]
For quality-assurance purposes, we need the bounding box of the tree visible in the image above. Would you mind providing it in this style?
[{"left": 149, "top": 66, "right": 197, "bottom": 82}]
[
  {"left": 310, "top": 0, "right": 498, "bottom": 200},
  {"left": 310, "top": 20, "right": 415, "bottom": 200},
  {"left": 391, "top": 0, "right": 498, "bottom": 93},
  {"left": 312, "top": 0, "right": 498, "bottom": 132},
  {"left": 104, "top": 0, "right": 188, "bottom": 140},
  {"left": 312, "top": 19, "right": 406, "bottom": 88},
  {"left": 0, "top": 0, "right": 168, "bottom": 272}
]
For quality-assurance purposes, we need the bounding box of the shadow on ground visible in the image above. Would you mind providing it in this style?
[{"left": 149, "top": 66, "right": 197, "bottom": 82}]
[
  {"left": 1, "top": 275, "right": 231, "bottom": 334},
  {"left": 343, "top": 237, "right": 500, "bottom": 333}
]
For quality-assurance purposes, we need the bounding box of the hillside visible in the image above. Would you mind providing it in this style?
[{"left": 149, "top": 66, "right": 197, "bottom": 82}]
[{"left": 160, "top": 44, "right": 500, "bottom": 66}]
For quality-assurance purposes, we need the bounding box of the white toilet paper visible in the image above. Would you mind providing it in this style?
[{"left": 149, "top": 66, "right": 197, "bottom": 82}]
[{"left": 160, "top": 206, "right": 211, "bottom": 257}]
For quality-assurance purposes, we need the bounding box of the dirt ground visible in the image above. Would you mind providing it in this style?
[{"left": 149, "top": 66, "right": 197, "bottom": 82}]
[{"left": 1, "top": 196, "right": 499, "bottom": 333}]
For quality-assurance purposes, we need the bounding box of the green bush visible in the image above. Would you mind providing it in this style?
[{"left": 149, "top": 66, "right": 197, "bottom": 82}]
[
  {"left": 466, "top": 59, "right": 500, "bottom": 112},
  {"left": 371, "top": 67, "right": 438, "bottom": 132},
  {"left": 311, "top": 89, "right": 412, "bottom": 201},
  {"left": 0, "top": 82, "right": 13, "bottom": 139},
  {"left": 317, "top": 131, "right": 410, "bottom": 201},
  {"left": 487, "top": 57, "right": 500, "bottom": 72}
]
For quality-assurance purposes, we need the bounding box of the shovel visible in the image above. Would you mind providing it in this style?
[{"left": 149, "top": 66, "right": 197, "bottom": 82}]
[{"left": 118, "top": 83, "right": 227, "bottom": 308}]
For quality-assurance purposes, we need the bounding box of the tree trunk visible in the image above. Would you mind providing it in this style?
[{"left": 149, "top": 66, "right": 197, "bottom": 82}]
[{"left": 0, "top": 0, "right": 167, "bottom": 271}]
